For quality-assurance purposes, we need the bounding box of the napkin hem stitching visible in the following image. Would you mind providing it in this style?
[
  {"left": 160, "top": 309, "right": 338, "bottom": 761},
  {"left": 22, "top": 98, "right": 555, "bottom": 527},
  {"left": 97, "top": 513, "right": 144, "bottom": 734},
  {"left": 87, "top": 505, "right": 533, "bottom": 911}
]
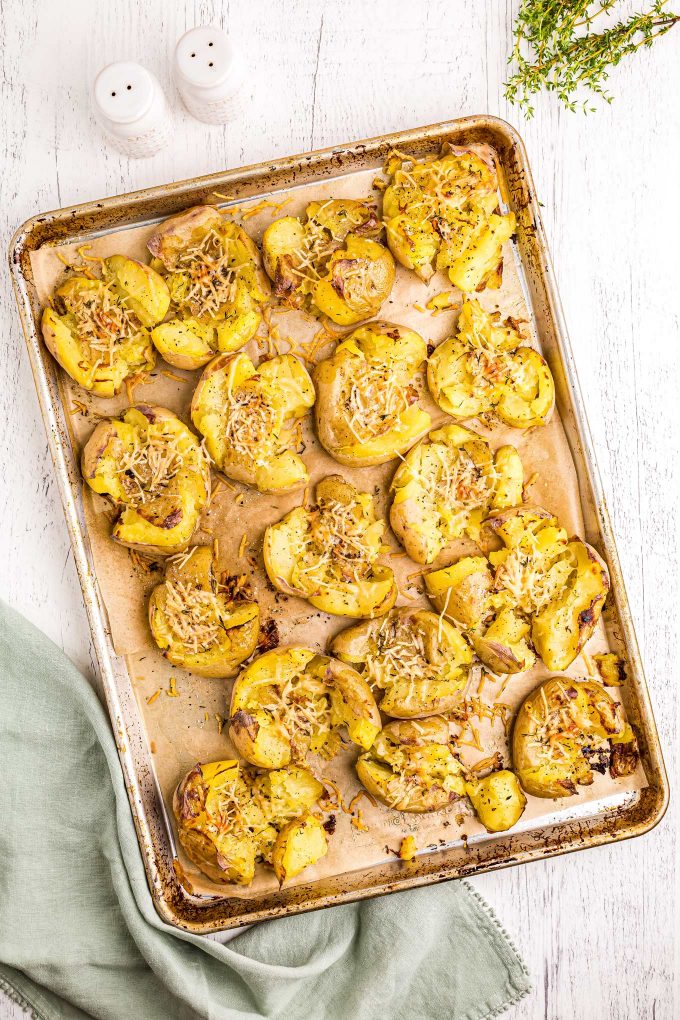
[{"left": 0, "top": 969, "right": 45, "bottom": 1020}]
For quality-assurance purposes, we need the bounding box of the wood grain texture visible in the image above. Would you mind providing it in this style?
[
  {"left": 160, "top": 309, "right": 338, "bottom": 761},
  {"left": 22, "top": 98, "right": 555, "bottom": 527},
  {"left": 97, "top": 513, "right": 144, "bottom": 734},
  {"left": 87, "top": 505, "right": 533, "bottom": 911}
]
[{"left": 0, "top": 1, "right": 678, "bottom": 1017}]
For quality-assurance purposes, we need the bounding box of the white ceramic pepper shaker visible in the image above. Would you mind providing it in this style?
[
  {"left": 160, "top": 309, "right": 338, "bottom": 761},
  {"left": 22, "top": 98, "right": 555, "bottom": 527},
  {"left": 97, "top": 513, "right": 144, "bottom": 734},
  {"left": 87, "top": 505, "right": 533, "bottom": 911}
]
[
  {"left": 173, "top": 26, "right": 246, "bottom": 124},
  {"left": 92, "top": 62, "right": 172, "bottom": 158}
]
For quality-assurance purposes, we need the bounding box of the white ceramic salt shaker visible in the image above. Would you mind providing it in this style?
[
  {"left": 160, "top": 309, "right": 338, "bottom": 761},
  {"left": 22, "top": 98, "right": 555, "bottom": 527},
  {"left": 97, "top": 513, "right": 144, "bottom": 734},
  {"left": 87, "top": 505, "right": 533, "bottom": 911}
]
[
  {"left": 92, "top": 62, "right": 172, "bottom": 158},
  {"left": 173, "top": 26, "right": 246, "bottom": 124}
]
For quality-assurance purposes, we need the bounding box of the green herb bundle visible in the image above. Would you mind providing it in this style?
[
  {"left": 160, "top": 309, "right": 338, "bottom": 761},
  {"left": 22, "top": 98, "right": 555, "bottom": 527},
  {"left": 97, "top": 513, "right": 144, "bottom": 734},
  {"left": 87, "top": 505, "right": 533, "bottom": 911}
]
[{"left": 505, "top": 0, "right": 679, "bottom": 117}]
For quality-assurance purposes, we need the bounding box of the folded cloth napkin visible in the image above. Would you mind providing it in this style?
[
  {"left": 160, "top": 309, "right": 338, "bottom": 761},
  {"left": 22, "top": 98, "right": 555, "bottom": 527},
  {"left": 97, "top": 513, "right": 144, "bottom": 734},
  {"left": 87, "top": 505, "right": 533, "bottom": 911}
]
[{"left": 0, "top": 599, "right": 530, "bottom": 1020}]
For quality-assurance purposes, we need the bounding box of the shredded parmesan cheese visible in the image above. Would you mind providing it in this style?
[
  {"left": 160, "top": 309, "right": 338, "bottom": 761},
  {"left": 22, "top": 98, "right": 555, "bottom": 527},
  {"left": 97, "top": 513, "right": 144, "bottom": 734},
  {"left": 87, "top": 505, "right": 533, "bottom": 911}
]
[
  {"left": 344, "top": 361, "right": 413, "bottom": 444},
  {"left": 171, "top": 228, "right": 249, "bottom": 318},
  {"left": 117, "top": 430, "right": 191, "bottom": 506},
  {"left": 63, "top": 281, "right": 140, "bottom": 367}
]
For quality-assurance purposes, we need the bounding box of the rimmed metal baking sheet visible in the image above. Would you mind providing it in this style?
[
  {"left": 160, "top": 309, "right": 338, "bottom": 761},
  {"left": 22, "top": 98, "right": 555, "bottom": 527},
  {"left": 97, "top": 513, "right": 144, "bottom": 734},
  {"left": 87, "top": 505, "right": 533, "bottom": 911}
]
[{"left": 9, "top": 116, "right": 668, "bottom": 933}]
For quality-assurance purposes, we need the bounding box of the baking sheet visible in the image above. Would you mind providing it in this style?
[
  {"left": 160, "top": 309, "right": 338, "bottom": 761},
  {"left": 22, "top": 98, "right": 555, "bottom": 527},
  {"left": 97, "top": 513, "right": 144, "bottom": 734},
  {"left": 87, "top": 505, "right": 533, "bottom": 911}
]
[{"left": 28, "top": 157, "right": 646, "bottom": 902}]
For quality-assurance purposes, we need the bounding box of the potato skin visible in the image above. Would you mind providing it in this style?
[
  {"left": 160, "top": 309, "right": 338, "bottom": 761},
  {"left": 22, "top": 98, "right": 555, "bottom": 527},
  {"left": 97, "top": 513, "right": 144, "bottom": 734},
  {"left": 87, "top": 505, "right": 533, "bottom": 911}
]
[
  {"left": 427, "top": 300, "right": 555, "bottom": 429},
  {"left": 81, "top": 404, "right": 210, "bottom": 555},
  {"left": 356, "top": 718, "right": 466, "bottom": 812},
  {"left": 512, "top": 678, "right": 635, "bottom": 799},
  {"left": 314, "top": 321, "right": 431, "bottom": 467},
  {"left": 148, "top": 546, "right": 259, "bottom": 678},
  {"left": 229, "top": 646, "right": 381, "bottom": 768},
  {"left": 42, "top": 255, "right": 168, "bottom": 396},
  {"left": 424, "top": 556, "right": 493, "bottom": 628},
  {"left": 389, "top": 423, "right": 524, "bottom": 564},
  {"left": 263, "top": 475, "right": 398, "bottom": 619},
  {"left": 191, "top": 351, "right": 315, "bottom": 493},
  {"left": 311, "top": 236, "right": 396, "bottom": 325},
  {"left": 173, "top": 760, "right": 325, "bottom": 886},
  {"left": 147, "top": 205, "right": 269, "bottom": 369},
  {"left": 329, "top": 607, "right": 472, "bottom": 718}
]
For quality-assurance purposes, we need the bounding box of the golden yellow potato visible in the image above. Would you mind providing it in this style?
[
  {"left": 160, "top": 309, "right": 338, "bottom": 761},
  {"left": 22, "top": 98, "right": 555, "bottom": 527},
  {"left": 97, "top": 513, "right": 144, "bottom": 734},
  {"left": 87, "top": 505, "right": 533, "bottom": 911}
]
[
  {"left": 314, "top": 321, "right": 431, "bottom": 466},
  {"left": 148, "top": 546, "right": 259, "bottom": 678},
  {"left": 465, "top": 770, "right": 526, "bottom": 832},
  {"left": 41, "top": 255, "right": 169, "bottom": 396},
  {"left": 399, "top": 835, "right": 417, "bottom": 861},
  {"left": 229, "top": 646, "right": 381, "bottom": 768},
  {"left": 426, "top": 507, "right": 610, "bottom": 674},
  {"left": 383, "top": 147, "right": 515, "bottom": 291},
  {"left": 423, "top": 556, "right": 493, "bottom": 628},
  {"left": 487, "top": 506, "right": 610, "bottom": 671},
  {"left": 147, "top": 205, "right": 270, "bottom": 369},
  {"left": 262, "top": 199, "right": 394, "bottom": 324},
  {"left": 330, "top": 607, "right": 472, "bottom": 718},
  {"left": 427, "top": 300, "right": 555, "bottom": 428},
  {"left": 471, "top": 607, "right": 535, "bottom": 675},
  {"left": 311, "top": 236, "right": 396, "bottom": 325},
  {"left": 531, "top": 541, "right": 610, "bottom": 672},
  {"left": 355, "top": 717, "right": 466, "bottom": 812},
  {"left": 173, "top": 760, "right": 326, "bottom": 885},
  {"left": 390, "top": 423, "right": 523, "bottom": 563},
  {"left": 190, "top": 351, "right": 315, "bottom": 492},
  {"left": 271, "top": 813, "right": 328, "bottom": 883},
  {"left": 263, "top": 475, "right": 397, "bottom": 618},
  {"left": 513, "top": 678, "right": 636, "bottom": 799},
  {"left": 424, "top": 557, "right": 535, "bottom": 674},
  {"left": 594, "top": 652, "right": 626, "bottom": 687},
  {"left": 81, "top": 405, "right": 211, "bottom": 555}
]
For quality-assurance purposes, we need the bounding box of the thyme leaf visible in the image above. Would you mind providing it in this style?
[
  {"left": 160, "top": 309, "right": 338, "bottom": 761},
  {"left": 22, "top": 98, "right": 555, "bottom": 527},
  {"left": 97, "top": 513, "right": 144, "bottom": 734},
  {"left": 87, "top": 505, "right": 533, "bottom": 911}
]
[{"left": 505, "top": 0, "right": 680, "bottom": 117}]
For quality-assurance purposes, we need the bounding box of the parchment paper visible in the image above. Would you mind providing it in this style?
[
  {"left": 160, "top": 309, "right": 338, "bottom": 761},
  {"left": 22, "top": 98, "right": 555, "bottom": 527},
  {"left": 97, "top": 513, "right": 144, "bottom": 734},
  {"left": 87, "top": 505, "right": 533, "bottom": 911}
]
[{"left": 30, "top": 159, "right": 646, "bottom": 900}]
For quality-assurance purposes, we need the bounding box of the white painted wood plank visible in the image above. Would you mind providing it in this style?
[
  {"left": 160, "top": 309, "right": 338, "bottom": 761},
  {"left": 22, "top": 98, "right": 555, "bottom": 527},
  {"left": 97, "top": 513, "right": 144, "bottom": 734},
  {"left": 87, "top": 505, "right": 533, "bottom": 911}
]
[{"left": 0, "top": 2, "right": 677, "bottom": 1017}]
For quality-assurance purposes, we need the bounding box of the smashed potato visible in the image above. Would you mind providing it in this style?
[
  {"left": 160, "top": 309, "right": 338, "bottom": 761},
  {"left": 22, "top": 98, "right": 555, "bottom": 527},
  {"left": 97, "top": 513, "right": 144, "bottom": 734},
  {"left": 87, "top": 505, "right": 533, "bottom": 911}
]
[
  {"left": 513, "top": 678, "right": 637, "bottom": 799},
  {"left": 427, "top": 300, "right": 555, "bottom": 428},
  {"left": 229, "top": 646, "right": 381, "bottom": 768},
  {"left": 465, "top": 770, "right": 526, "bottom": 833},
  {"left": 147, "top": 206, "right": 269, "bottom": 369},
  {"left": 271, "top": 813, "right": 328, "bottom": 883},
  {"left": 383, "top": 147, "right": 515, "bottom": 291},
  {"left": 594, "top": 651, "right": 626, "bottom": 687},
  {"left": 42, "top": 255, "right": 169, "bottom": 396},
  {"left": 389, "top": 423, "right": 523, "bottom": 564},
  {"left": 488, "top": 507, "right": 610, "bottom": 671},
  {"left": 330, "top": 607, "right": 472, "bottom": 718},
  {"left": 148, "top": 546, "right": 259, "bottom": 678},
  {"left": 263, "top": 475, "right": 397, "bottom": 618},
  {"left": 314, "top": 321, "right": 431, "bottom": 466},
  {"left": 425, "top": 506, "right": 610, "bottom": 673},
  {"left": 356, "top": 718, "right": 466, "bottom": 812},
  {"left": 191, "top": 351, "right": 315, "bottom": 492},
  {"left": 81, "top": 405, "right": 210, "bottom": 555},
  {"left": 425, "top": 556, "right": 535, "bottom": 674},
  {"left": 262, "top": 199, "right": 395, "bottom": 324},
  {"left": 173, "top": 760, "right": 326, "bottom": 885}
]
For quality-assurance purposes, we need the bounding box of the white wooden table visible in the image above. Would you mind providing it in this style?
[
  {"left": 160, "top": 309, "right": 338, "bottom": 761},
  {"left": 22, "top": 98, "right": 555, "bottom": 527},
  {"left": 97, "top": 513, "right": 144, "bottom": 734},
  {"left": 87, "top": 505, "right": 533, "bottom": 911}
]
[{"left": 1, "top": 2, "right": 678, "bottom": 1017}]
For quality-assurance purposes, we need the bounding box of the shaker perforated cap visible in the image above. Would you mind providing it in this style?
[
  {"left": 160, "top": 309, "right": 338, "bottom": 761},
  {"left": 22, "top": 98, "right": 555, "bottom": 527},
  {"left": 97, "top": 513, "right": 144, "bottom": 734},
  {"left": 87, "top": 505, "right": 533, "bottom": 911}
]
[
  {"left": 91, "top": 61, "right": 171, "bottom": 157},
  {"left": 93, "top": 62, "right": 156, "bottom": 124},
  {"left": 175, "top": 26, "right": 235, "bottom": 88},
  {"left": 173, "top": 25, "right": 245, "bottom": 124}
]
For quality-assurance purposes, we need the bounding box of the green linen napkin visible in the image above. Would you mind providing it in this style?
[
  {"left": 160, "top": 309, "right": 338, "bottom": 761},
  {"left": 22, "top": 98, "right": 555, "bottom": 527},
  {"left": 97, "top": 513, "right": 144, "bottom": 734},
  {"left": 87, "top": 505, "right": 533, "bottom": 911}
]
[{"left": 0, "top": 599, "right": 530, "bottom": 1020}]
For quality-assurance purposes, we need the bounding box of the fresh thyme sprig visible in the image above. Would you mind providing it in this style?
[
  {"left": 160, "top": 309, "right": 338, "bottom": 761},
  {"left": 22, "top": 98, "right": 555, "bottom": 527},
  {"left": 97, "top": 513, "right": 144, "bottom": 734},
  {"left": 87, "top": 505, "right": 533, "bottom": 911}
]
[{"left": 505, "top": 0, "right": 680, "bottom": 117}]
